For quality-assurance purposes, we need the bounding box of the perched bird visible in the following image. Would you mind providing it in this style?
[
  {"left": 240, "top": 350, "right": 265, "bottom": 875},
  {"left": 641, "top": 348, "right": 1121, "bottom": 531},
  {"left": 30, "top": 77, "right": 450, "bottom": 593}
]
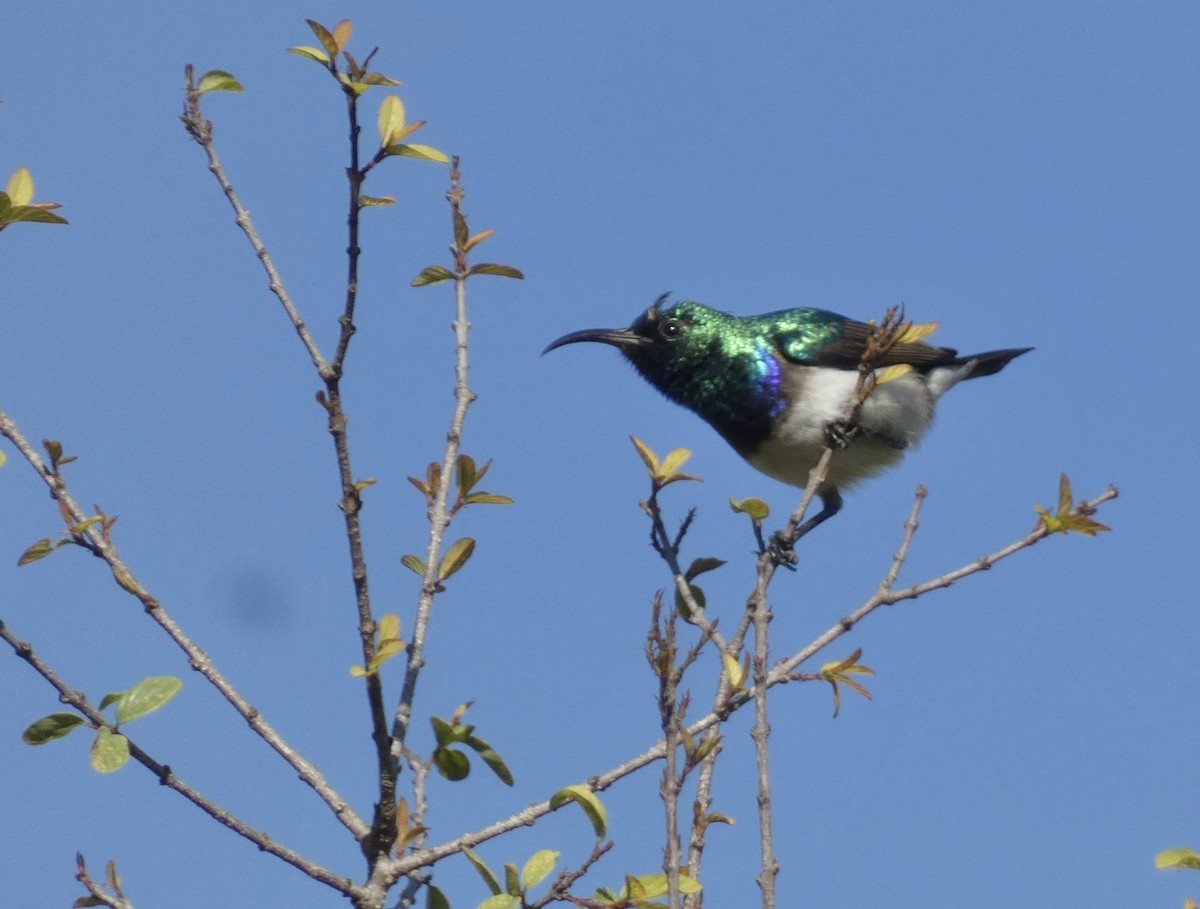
[{"left": 544, "top": 295, "right": 1031, "bottom": 533}]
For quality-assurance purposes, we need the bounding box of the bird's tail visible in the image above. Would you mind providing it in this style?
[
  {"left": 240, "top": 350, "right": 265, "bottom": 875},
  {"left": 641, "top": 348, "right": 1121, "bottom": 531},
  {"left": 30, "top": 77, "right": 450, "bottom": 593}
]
[{"left": 957, "top": 347, "right": 1034, "bottom": 380}]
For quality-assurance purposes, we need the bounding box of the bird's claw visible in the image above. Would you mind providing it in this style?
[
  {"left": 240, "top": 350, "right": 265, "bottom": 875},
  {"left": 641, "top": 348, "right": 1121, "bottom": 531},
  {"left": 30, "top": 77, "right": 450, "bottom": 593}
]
[
  {"left": 767, "top": 531, "right": 799, "bottom": 570},
  {"left": 824, "top": 419, "right": 861, "bottom": 450}
]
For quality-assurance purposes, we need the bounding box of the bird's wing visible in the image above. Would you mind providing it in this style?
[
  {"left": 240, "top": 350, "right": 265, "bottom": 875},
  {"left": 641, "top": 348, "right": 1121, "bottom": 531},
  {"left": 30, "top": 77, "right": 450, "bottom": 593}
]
[{"left": 774, "top": 319, "right": 959, "bottom": 371}]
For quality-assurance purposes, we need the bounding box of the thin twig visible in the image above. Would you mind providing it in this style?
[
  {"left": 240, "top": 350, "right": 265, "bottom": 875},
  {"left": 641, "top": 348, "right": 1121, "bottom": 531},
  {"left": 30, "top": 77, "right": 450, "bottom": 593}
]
[
  {"left": 0, "top": 411, "right": 368, "bottom": 841},
  {"left": 181, "top": 68, "right": 331, "bottom": 380},
  {"left": 750, "top": 596, "right": 777, "bottom": 908},
  {"left": 2, "top": 620, "right": 358, "bottom": 898},
  {"left": 391, "top": 157, "right": 477, "bottom": 756},
  {"left": 381, "top": 484, "right": 1117, "bottom": 881},
  {"left": 75, "top": 854, "right": 133, "bottom": 909}
]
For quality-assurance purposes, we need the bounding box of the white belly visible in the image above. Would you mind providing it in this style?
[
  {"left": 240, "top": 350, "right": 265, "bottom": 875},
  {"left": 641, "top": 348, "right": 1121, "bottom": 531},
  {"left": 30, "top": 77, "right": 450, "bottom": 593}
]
[{"left": 746, "top": 367, "right": 940, "bottom": 490}]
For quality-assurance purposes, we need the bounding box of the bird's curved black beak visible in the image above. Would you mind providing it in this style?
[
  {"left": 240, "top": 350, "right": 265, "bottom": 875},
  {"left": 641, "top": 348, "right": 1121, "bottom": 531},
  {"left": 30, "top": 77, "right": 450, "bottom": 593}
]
[{"left": 541, "top": 327, "right": 648, "bottom": 355}]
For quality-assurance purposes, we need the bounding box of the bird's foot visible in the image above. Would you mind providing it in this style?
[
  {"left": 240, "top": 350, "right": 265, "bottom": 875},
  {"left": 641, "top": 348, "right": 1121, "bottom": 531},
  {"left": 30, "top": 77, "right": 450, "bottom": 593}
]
[
  {"left": 824, "top": 419, "right": 861, "bottom": 450},
  {"left": 767, "top": 531, "right": 799, "bottom": 570}
]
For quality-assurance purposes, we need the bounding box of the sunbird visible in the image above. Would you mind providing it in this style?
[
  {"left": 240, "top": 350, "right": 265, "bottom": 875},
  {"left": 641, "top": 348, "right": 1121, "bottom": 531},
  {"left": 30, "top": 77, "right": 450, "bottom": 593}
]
[{"left": 545, "top": 295, "right": 1031, "bottom": 532}]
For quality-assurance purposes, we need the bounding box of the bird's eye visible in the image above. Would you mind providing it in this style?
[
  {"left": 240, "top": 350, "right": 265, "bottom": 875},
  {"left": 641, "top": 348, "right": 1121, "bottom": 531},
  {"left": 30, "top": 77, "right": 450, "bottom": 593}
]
[{"left": 659, "top": 319, "right": 683, "bottom": 340}]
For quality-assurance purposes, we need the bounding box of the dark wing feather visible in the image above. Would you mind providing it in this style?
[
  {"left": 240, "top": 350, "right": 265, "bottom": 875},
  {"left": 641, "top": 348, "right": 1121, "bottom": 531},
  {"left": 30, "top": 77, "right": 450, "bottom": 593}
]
[{"left": 775, "top": 319, "right": 959, "bottom": 371}]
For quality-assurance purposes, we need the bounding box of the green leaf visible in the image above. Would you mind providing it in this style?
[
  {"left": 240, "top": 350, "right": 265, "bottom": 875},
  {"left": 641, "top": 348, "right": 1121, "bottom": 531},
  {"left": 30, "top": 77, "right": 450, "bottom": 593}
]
[
  {"left": 674, "top": 582, "right": 705, "bottom": 617},
  {"left": 627, "top": 873, "right": 702, "bottom": 898},
  {"left": 438, "top": 538, "right": 476, "bottom": 581},
  {"left": 463, "top": 847, "right": 502, "bottom": 895},
  {"left": 630, "top": 436, "right": 659, "bottom": 474},
  {"left": 729, "top": 496, "right": 770, "bottom": 520},
  {"left": 466, "top": 735, "right": 514, "bottom": 786},
  {"left": 378, "top": 94, "right": 406, "bottom": 146},
  {"left": 98, "top": 692, "right": 123, "bottom": 711},
  {"left": 196, "top": 70, "right": 244, "bottom": 94},
  {"left": 522, "top": 850, "right": 560, "bottom": 889},
  {"left": 287, "top": 45, "right": 331, "bottom": 65},
  {"left": 465, "top": 492, "right": 515, "bottom": 506},
  {"left": 466, "top": 263, "right": 525, "bottom": 280},
  {"left": 1156, "top": 847, "right": 1200, "bottom": 871},
  {"left": 411, "top": 265, "right": 455, "bottom": 287},
  {"left": 306, "top": 18, "right": 339, "bottom": 58},
  {"left": 477, "top": 895, "right": 520, "bottom": 909},
  {"left": 426, "top": 885, "right": 450, "bottom": 909},
  {"left": 379, "top": 613, "right": 401, "bottom": 640},
  {"left": 386, "top": 143, "right": 450, "bottom": 164},
  {"left": 115, "top": 675, "right": 182, "bottom": 724},
  {"left": 434, "top": 747, "right": 470, "bottom": 780},
  {"left": 90, "top": 727, "right": 130, "bottom": 773},
  {"left": 457, "top": 454, "right": 478, "bottom": 496},
  {"left": 7, "top": 167, "right": 33, "bottom": 206},
  {"left": 549, "top": 785, "right": 608, "bottom": 839},
  {"left": 684, "top": 557, "right": 725, "bottom": 581},
  {"left": 17, "top": 538, "right": 56, "bottom": 566},
  {"left": 0, "top": 449, "right": 6, "bottom": 468},
  {"left": 360, "top": 195, "right": 396, "bottom": 207},
  {"left": 401, "top": 554, "right": 426, "bottom": 576},
  {"left": 504, "top": 863, "right": 520, "bottom": 896},
  {"left": 74, "top": 897, "right": 107, "bottom": 907},
  {"left": 360, "top": 71, "right": 402, "bottom": 86},
  {"left": 2, "top": 206, "right": 67, "bottom": 225},
  {"left": 21, "top": 712, "right": 85, "bottom": 744}
]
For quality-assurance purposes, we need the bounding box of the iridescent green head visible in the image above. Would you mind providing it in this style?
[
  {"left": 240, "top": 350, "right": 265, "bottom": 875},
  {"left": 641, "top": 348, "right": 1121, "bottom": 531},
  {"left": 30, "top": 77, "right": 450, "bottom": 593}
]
[{"left": 543, "top": 295, "right": 790, "bottom": 452}]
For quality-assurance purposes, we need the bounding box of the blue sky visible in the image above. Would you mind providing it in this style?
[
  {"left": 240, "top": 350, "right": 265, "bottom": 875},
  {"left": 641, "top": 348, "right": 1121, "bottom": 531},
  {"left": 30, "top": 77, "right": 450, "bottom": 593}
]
[{"left": 1, "top": 3, "right": 1196, "bottom": 907}]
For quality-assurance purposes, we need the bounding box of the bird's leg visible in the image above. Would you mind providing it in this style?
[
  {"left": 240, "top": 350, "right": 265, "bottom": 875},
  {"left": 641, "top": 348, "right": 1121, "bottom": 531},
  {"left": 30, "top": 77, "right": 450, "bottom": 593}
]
[{"left": 769, "top": 488, "right": 843, "bottom": 567}]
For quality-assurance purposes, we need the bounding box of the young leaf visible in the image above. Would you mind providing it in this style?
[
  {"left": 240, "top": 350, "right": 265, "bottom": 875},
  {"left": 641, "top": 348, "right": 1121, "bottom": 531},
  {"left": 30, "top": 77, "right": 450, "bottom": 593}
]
[
  {"left": 433, "top": 746, "right": 471, "bottom": 781},
  {"left": 7, "top": 167, "right": 34, "bottom": 206},
  {"left": 1155, "top": 847, "right": 1200, "bottom": 871},
  {"left": 477, "top": 895, "right": 520, "bottom": 909},
  {"left": 90, "top": 727, "right": 130, "bottom": 773},
  {"left": 684, "top": 557, "right": 725, "bottom": 581},
  {"left": 464, "top": 228, "right": 496, "bottom": 251},
  {"left": 894, "top": 320, "right": 940, "bottom": 344},
  {"left": 466, "top": 735, "right": 514, "bottom": 786},
  {"left": 388, "top": 143, "right": 450, "bottom": 163},
  {"left": 875, "top": 363, "right": 914, "bottom": 385},
  {"left": 463, "top": 847, "right": 503, "bottom": 895},
  {"left": 457, "top": 454, "right": 478, "bottom": 496},
  {"left": 379, "top": 613, "right": 401, "bottom": 640},
  {"left": 466, "top": 492, "right": 515, "bottom": 506},
  {"left": 360, "top": 195, "right": 397, "bottom": 207},
  {"left": 1035, "top": 473, "right": 1111, "bottom": 536},
  {"left": 21, "top": 712, "right": 85, "bottom": 745},
  {"left": 466, "top": 263, "right": 525, "bottom": 280},
  {"left": 17, "top": 538, "right": 57, "bottom": 566},
  {"left": 306, "top": 18, "right": 339, "bottom": 58},
  {"left": 439, "top": 538, "right": 476, "bottom": 581},
  {"left": 549, "top": 785, "right": 608, "bottom": 839},
  {"left": 630, "top": 436, "right": 660, "bottom": 474},
  {"left": 401, "top": 554, "right": 426, "bottom": 576},
  {"left": 330, "top": 19, "right": 353, "bottom": 53},
  {"left": 378, "top": 95, "right": 406, "bottom": 146},
  {"left": 196, "top": 70, "right": 244, "bottom": 94},
  {"left": 521, "top": 850, "right": 560, "bottom": 890},
  {"left": 723, "top": 651, "right": 747, "bottom": 691},
  {"left": 412, "top": 265, "right": 455, "bottom": 287},
  {"left": 426, "top": 885, "right": 450, "bottom": 909},
  {"left": 729, "top": 496, "right": 770, "bottom": 520},
  {"left": 115, "top": 676, "right": 183, "bottom": 725},
  {"left": 287, "top": 46, "right": 331, "bottom": 65}
]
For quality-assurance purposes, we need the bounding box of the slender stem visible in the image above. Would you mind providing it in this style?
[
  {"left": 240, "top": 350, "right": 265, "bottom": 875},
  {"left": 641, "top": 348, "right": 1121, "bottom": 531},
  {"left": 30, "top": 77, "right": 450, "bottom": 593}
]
[
  {"left": 181, "top": 70, "right": 332, "bottom": 381},
  {"left": 1, "top": 620, "right": 358, "bottom": 898},
  {"left": 750, "top": 599, "right": 777, "bottom": 908},
  {"left": 381, "top": 485, "right": 1118, "bottom": 881},
  {"left": 391, "top": 159, "right": 477, "bottom": 756},
  {"left": 0, "top": 410, "right": 368, "bottom": 840}
]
